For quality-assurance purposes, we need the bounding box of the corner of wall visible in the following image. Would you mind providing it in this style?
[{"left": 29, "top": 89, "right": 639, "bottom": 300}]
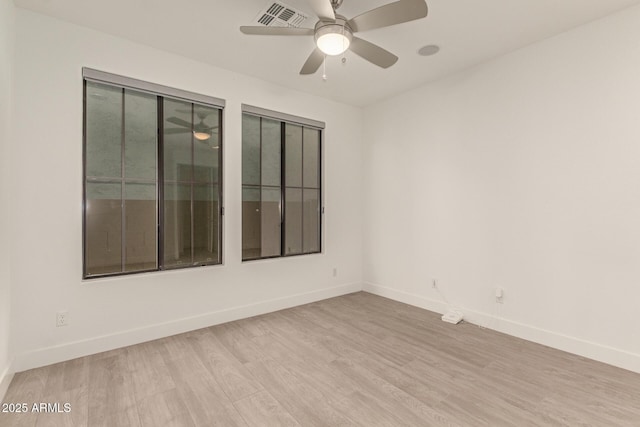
[
  {"left": 363, "top": 283, "right": 640, "bottom": 375},
  {"left": 0, "top": 360, "right": 15, "bottom": 402},
  {"left": 0, "top": 0, "right": 16, "bottom": 403}
]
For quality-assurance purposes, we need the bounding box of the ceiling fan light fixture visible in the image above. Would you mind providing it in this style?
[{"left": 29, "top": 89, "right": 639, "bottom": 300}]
[
  {"left": 193, "top": 131, "right": 211, "bottom": 141},
  {"left": 315, "top": 23, "right": 352, "bottom": 56}
]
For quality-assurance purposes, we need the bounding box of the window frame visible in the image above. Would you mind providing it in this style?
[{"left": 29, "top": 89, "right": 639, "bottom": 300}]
[
  {"left": 241, "top": 104, "right": 324, "bottom": 262},
  {"left": 82, "top": 68, "right": 225, "bottom": 279}
]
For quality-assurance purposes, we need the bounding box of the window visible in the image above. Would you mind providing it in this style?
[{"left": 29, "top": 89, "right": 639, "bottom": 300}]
[
  {"left": 241, "top": 105, "right": 323, "bottom": 261},
  {"left": 83, "top": 69, "right": 224, "bottom": 278}
]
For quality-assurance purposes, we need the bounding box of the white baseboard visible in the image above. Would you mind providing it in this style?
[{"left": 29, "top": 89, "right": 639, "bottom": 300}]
[
  {"left": 363, "top": 282, "right": 640, "bottom": 374},
  {"left": 15, "top": 281, "right": 640, "bottom": 376},
  {"left": 362, "top": 282, "right": 449, "bottom": 315},
  {"left": 0, "top": 360, "right": 14, "bottom": 402},
  {"left": 14, "top": 283, "right": 362, "bottom": 373}
]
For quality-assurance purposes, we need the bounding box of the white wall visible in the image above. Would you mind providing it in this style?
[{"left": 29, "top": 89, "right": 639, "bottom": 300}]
[
  {"left": 363, "top": 5, "right": 640, "bottom": 373},
  {"left": 10, "top": 9, "right": 363, "bottom": 371},
  {"left": 0, "top": 0, "right": 15, "bottom": 400}
]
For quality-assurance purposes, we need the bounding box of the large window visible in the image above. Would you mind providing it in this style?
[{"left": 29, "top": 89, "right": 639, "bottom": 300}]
[
  {"left": 83, "top": 69, "right": 224, "bottom": 278},
  {"left": 242, "top": 105, "right": 323, "bottom": 261}
]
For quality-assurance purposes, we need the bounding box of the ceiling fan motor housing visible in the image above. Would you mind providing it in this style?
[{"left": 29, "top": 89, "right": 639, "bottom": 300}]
[{"left": 314, "top": 16, "right": 353, "bottom": 56}]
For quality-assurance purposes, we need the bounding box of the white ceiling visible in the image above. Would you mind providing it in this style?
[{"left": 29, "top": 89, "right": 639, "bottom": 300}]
[{"left": 14, "top": 0, "right": 640, "bottom": 107}]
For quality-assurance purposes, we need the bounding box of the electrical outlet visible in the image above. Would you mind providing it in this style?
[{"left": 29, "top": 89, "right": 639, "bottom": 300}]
[
  {"left": 56, "top": 311, "right": 68, "bottom": 327},
  {"left": 332, "top": 268, "right": 337, "bottom": 277},
  {"left": 495, "top": 288, "right": 504, "bottom": 304}
]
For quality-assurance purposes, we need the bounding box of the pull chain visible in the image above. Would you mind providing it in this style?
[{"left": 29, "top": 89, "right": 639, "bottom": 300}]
[
  {"left": 342, "top": 24, "right": 347, "bottom": 66},
  {"left": 322, "top": 55, "right": 327, "bottom": 81}
]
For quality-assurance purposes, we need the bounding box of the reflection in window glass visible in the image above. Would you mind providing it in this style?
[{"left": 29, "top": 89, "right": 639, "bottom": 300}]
[
  {"left": 83, "top": 74, "right": 223, "bottom": 278},
  {"left": 163, "top": 99, "right": 192, "bottom": 182},
  {"left": 163, "top": 183, "right": 191, "bottom": 268},
  {"left": 162, "top": 100, "right": 222, "bottom": 269},
  {"left": 125, "top": 90, "right": 157, "bottom": 180},
  {"left": 242, "top": 187, "right": 261, "bottom": 260},
  {"left": 85, "top": 182, "right": 122, "bottom": 276},
  {"left": 193, "top": 184, "right": 219, "bottom": 264},
  {"left": 125, "top": 183, "right": 157, "bottom": 271},
  {"left": 242, "top": 115, "right": 282, "bottom": 260},
  {"left": 85, "top": 83, "right": 158, "bottom": 277},
  {"left": 193, "top": 104, "right": 220, "bottom": 183},
  {"left": 86, "top": 82, "right": 122, "bottom": 179}
]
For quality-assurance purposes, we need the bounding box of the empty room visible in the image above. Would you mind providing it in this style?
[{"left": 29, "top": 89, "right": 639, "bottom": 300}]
[{"left": 2, "top": 0, "right": 640, "bottom": 425}]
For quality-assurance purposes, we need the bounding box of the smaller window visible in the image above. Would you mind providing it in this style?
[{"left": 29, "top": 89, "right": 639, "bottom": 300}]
[{"left": 241, "top": 105, "right": 323, "bottom": 261}]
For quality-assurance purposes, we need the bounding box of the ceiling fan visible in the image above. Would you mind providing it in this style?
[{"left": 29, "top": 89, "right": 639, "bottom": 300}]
[
  {"left": 165, "top": 111, "right": 219, "bottom": 141},
  {"left": 240, "top": 0, "right": 428, "bottom": 75}
]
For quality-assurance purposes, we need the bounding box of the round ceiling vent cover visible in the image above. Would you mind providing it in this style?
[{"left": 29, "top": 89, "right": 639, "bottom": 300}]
[{"left": 418, "top": 45, "right": 440, "bottom": 56}]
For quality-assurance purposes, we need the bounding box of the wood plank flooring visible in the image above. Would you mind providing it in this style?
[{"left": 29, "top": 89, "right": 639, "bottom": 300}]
[{"left": 2, "top": 292, "right": 640, "bottom": 426}]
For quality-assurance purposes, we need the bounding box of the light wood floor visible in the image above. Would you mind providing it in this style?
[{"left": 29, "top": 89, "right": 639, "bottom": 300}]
[{"left": 2, "top": 292, "right": 640, "bottom": 426}]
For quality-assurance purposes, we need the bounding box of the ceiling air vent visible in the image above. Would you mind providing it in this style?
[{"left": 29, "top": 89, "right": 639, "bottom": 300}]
[{"left": 253, "top": 1, "right": 309, "bottom": 28}]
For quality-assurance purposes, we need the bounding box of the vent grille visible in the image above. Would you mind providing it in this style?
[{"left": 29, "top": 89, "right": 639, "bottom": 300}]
[
  {"left": 267, "top": 3, "right": 284, "bottom": 15},
  {"left": 253, "top": 1, "right": 309, "bottom": 28},
  {"left": 258, "top": 14, "right": 275, "bottom": 26}
]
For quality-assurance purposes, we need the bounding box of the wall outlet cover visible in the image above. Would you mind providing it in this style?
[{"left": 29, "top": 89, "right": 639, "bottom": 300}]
[{"left": 441, "top": 310, "right": 463, "bottom": 324}]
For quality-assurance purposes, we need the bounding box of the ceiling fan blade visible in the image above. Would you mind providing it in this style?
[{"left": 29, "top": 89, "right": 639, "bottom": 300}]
[
  {"left": 349, "top": 37, "right": 398, "bottom": 69},
  {"left": 240, "top": 26, "right": 314, "bottom": 36},
  {"left": 166, "top": 117, "right": 192, "bottom": 128},
  {"left": 300, "top": 48, "right": 325, "bottom": 75},
  {"left": 347, "top": 0, "right": 428, "bottom": 33},
  {"left": 307, "top": 0, "right": 335, "bottom": 21}
]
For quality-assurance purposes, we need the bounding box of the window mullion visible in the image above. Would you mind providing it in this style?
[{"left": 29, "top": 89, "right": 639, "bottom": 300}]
[
  {"left": 280, "top": 121, "right": 286, "bottom": 257},
  {"left": 120, "top": 88, "right": 126, "bottom": 273},
  {"left": 300, "top": 125, "right": 305, "bottom": 254},
  {"left": 190, "top": 103, "right": 195, "bottom": 265},
  {"left": 157, "top": 96, "right": 165, "bottom": 270},
  {"left": 259, "top": 117, "right": 263, "bottom": 259}
]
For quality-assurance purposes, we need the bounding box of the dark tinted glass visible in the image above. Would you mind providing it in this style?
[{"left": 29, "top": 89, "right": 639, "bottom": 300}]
[
  {"left": 162, "top": 100, "right": 222, "bottom": 268},
  {"left": 84, "top": 78, "right": 223, "bottom": 278},
  {"left": 193, "top": 184, "right": 219, "bottom": 264},
  {"left": 124, "top": 183, "right": 157, "bottom": 271},
  {"left": 303, "top": 189, "right": 320, "bottom": 253},
  {"left": 86, "top": 82, "right": 122, "bottom": 179},
  {"left": 285, "top": 124, "right": 302, "bottom": 187},
  {"left": 261, "top": 187, "right": 281, "bottom": 257},
  {"left": 163, "top": 183, "right": 192, "bottom": 268},
  {"left": 242, "top": 111, "right": 322, "bottom": 260},
  {"left": 242, "top": 186, "right": 261, "bottom": 260},
  {"left": 193, "top": 105, "right": 220, "bottom": 183},
  {"left": 262, "top": 118, "right": 281, "bottom": 186},
  {"left": 163, "top": 99, "right": 192, "bottom": 182},
  {"left": 85, "top": 182, "right": 122, "bottom": 275},
  {"left": 285, "top": 188, "right": 303, "bottom": 255},
  {"left": 303, "top": 128, "right": 319, "bottom": 189},
  {"left": 124, "top": 90, "right": 157, "bottom": 180},
  {"left": 242, "top": 114, "right": 260, "bottom": 186}
]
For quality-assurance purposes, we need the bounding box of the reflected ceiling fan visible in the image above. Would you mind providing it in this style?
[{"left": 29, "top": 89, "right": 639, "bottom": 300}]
[
  {"left": 240, "top": 0, "right": 428, "bottom": 75},
  {"left": 165, "top": 111, "right": 219, "bottom": 141}
]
